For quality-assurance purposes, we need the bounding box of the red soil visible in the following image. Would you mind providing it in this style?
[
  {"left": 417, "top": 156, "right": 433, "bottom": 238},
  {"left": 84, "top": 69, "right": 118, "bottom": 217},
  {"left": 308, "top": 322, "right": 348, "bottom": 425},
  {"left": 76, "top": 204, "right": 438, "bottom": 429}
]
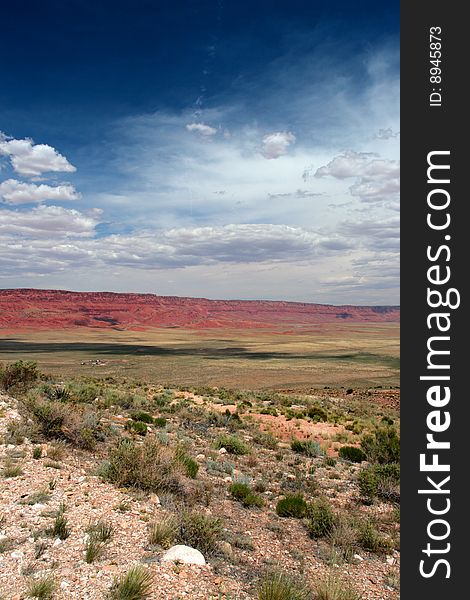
[{"left": 0, "top": 289, "right": 400, "bottom": 331}]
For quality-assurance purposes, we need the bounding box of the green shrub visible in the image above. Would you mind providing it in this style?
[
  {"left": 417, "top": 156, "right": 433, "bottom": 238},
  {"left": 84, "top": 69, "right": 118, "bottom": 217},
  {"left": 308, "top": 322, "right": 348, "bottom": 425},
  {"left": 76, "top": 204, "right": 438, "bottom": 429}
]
[
  {"left": 323, "top": 456, "right": 336, "bottom": 467},
  {"left": 291, "top": 439, "right": 323, "bottom": 457},
  {"left": 307, "top": 406, "right": 328, "bottom": 422},
  {"left": 33, "top": 446, "right": 43, "bottom": 459},
  {"left": 305, "top": 498, "right": 336, "bottom": 538},
  {"left": 257, "top": 571, "right": 313, "bottom": 600},
  {"left": 153, "top": 417, "right": 167, "bottom": 428},
  {"left": 108, "top": 565, "right": 153, "bottom": 600},
  {"left": 338, "top": 446, "right": 366, "bottom": 463},
  {"left": 26, "top": 574, "right": 57, "bottom": 600},
  {"left": 229, "top": 482, "right": 264, "bottom": 508},
  {"left": 276, "top": 494, "right": 308, "bottom": 518},
  {"left": 214, "top": 434, "right": 250, "bottom": 455},
  {"left": 357, "top": 521, "right": 392, "bottom": 554},
  {"left": 358, "top": 463, "right": 400, "bottom": 502},
  {"left": 125, "top": 420, "right": 148, "bottom": 436},
  {"left": 176, "top": 511, "right": 222, "bottom": 556},
  {"left": 47, "top": 510, "right": 70, "bottom": 540},
  {"left": 130, "top": 411, "right": 154, "bottom": 424},
  {"left": 0, "top": 360, "right": 38, "bottom": 391},
  {"left": 361, "top": 425, "right": 400, "bottom": 464},
  {"left": 175, "top": 447, "right": 199, "bottom": 479}
]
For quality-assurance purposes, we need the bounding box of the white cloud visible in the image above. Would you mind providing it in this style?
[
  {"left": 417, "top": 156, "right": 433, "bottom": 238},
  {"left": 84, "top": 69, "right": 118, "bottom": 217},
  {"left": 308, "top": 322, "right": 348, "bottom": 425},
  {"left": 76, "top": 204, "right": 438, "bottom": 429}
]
[
  {"left": 315, "top": 151, "right": 400, "bottom": 205},
  {"left": 185, "top": 122, "right": 217, "bottom": 136},
  {"left": 0, "top": 136, "right": 76, "bottom": 177},
  {"left": 261, "top": 131, "right": 296, "bottom": 159},
  {"left": 0, "top": 179, "right": 80, "bottom": 205},
  {"left": 0, "top": 205, "right": 98, "bottom": 238},
  {"left": 375, "top": 128, "right": 400, "bottom": 140}
]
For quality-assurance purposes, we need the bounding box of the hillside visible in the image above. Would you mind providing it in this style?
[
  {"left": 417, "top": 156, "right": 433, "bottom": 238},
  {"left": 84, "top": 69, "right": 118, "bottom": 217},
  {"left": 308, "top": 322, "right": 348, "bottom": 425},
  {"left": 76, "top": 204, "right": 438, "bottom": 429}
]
[{"left": 0, "top": 289, "right": 400, "bottom": 331}]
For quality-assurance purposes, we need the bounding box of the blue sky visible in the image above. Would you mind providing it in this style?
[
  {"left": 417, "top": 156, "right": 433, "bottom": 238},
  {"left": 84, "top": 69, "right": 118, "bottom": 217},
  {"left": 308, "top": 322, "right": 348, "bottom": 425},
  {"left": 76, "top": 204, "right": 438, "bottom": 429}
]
[{"left": 0, "top": 0, "right": 399, "bottom": 303}]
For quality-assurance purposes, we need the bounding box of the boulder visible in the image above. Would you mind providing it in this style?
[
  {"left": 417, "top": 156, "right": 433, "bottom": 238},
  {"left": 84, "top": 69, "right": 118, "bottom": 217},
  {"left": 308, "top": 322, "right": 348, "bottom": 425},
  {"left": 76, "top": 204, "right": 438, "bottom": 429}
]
[{"left": 161, "top": 544, "right": 206, "bottom": 565}]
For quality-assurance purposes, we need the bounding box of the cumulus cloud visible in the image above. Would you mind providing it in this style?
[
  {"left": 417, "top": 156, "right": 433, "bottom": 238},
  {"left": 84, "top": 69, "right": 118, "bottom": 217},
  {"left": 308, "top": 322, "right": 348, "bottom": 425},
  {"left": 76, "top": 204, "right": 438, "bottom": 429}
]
[
  {"left": 185, "top": 122, "right": 217, "bottom": 136},
  {"left": 0, "top": 179, "right": 80, "bottom": 205},
  {"left": 315, "top": 151, "right": 400, "bottom": 204},
  {"left": 0, "top": 205, "right": 98, "bottom": 238},
  {"left": 0, "top": 136, "right": 76, "bottom": 177},
  {"left": 0, "top": 220, "right": 356, "bottom": 278},
  {"left": 261, "top": 131, "right": 296, "bottom": 159}
]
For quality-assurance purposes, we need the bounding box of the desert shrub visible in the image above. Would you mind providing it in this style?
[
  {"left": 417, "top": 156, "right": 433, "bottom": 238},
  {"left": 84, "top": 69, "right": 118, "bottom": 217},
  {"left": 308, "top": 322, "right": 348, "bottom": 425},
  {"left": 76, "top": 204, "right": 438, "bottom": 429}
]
[
  {"left": 66, "top": 381, "right": 101, "bottom": 404},
  {"left": 257, "top": 570, "right": 313, "bottom": 600},
  {"left": 326, "top": 520, "right": 357, "bottom": 564},
  {"left": 45, "top": 386, "right": 71, "bottom": 402},
  {"left": 2, "top": 459, "right": 23, "bottom": 478},
  {"left": 47, "top": 508, "right": 70, "bottom": 540},
  {"left": 26, "top": 574, "right": 57, "bottom": 600},
  {"left": 129, "top": 411, "right": 154, "bottom": 424},
  {"left": 87, "top": 520, "right": 114, "bottom": 542},
  {"left": 276, "top": 494, "right": 308, "bottom": 518},
  {"left": 24, "top": 397, "right": 103, "bottom": 449},
  {"left": 315, "top": 574, "right": 361, "bottom": 600},
  {"left": 108, "top": 564, "right": 153, "bottom": 600},
  {"left": 0, "top": 360, "right": 38, "bottom": 391},
  {"left": 214, "top": 434, "right": 250, "bottom": 455},
  {"left": 323, "top": 456, "right": 337, "bottom": 467},
  {"left": 291, "top": 439, "right": 323, "bottom": 457},
  {"left": 338, "top": 446, "right": 366, "bottom": 463},
  {"left": 21, "top": 488, "right": 51, "bottom": 505},
  {"left": 153, "top": 417, "right": 167, "bottom": 428},
  {"left": 305, "top": 498, "right": 336, "bottom": 538},
  {"left": 148, "top": 516, "right": 178, "bottom": 548},
  {"left": 358, "top": 463, "right": 400, "bottom": 502},
  {"left": 33, "top": 446, "right": 43, "bottom": 459},
  {"left": 176, "top": 511, "right": 222, "bottom": 556},
  {"left": 361, "top": 425, "right": 400, "bottom": 464},
  {"left": 85, "top": 535, "right": 105, "bottom": 563},
  {"left": 356, "top": 520, "right": 392, "bottom": 553},
  {"left": 4, "top": 419, "right": 31, "bottom": 445},
  {"left": 307, "top": 406, "right": 328, "bottom": 422},
  {"left": 206, "top": 459, "right": 234, "bottom": 476},
  {"left": 229, "top": 482, "right": 264, "bottom": 508},
  {"left": 252, "top": 431, "right": 278, "bottom": 450},
  {"left": 125, "top": 420, "right": 148, "bottom": 436},
  {"left": 175, "top": 447, "right": 199, "bottom": 479},
  {"left": 101, "top": 438, "right": 187, "bottom": 495},
  {"left": 47, "top": 440, "right": 67, "bottom": 461}
]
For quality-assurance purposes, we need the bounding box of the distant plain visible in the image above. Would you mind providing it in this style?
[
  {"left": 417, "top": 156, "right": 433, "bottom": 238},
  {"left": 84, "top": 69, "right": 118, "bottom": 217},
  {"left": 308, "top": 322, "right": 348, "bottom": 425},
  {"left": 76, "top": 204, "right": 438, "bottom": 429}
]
[{"left": 0, "top": 323, "right": 399, "bottom": 390}]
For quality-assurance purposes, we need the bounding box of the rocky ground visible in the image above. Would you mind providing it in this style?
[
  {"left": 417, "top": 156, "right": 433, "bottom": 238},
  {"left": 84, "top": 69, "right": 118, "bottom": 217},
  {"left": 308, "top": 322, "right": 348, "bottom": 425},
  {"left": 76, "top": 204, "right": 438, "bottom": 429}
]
[{"left": 0, "top": 378, "right": 400, "bottom": 600}]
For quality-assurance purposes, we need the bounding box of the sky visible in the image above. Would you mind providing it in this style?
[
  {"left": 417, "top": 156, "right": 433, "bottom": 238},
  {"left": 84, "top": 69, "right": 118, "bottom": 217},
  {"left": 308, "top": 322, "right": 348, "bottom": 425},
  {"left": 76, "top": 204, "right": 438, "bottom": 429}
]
[{"left": 0, "top": 0, "right": 399, "bottom": 304}]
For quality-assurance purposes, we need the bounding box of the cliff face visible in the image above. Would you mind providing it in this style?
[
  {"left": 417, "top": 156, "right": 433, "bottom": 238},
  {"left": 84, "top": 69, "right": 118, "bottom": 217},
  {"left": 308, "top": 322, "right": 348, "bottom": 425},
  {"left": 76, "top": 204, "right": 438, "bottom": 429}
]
[{"left": 0, "top": 289, "right": 400, "bottom": 330}]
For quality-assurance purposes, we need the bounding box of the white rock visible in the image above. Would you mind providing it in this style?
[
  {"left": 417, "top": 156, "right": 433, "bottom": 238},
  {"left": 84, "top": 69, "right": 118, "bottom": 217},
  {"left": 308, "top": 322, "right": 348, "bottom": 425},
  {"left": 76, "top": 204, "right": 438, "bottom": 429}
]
[
  {"left": 196, "top": 454, "right": 205, "bottom": 460},
  {"left": 60, "top": 581, "right": 71, "bottom": 589},
  {"left": 223, "top": 476, "right": 232, "bottom": 483},
  {"left": 353, "top": 553, "right": 364, "bottom": 562},
  {"left": 386, "top": 556, "right": 395, "bottom": 565},
  {"left": 53, "top": 538, "right": 63, "bottom": 547},
  {"left": 218, "top": 447, "right": 227, "bottom": 454},
  {"left": 10, "top": 551, "right": 24, "bottom": 560},
  {"left": 161, "top": 544, "right": 206, "bottom": 565},
  {"left": 32, "top": 503, "right": 46, "bottom": 510}
]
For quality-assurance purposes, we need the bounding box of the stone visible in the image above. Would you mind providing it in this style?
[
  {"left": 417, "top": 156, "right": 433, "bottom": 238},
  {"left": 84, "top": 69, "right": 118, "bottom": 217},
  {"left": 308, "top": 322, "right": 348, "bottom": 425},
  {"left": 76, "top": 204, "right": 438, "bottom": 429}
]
[
  {"left": 10, "top": 551, "right": 24, "bottom": 560},
  {"left": 353, "top": 553, "right": 364, "bottom": 562},
  {"left": 218, "top": 447, "right": 227, "bottom": 455},
  {"left": 161, "top": 545, "right": 206, "bottom": 565}
]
